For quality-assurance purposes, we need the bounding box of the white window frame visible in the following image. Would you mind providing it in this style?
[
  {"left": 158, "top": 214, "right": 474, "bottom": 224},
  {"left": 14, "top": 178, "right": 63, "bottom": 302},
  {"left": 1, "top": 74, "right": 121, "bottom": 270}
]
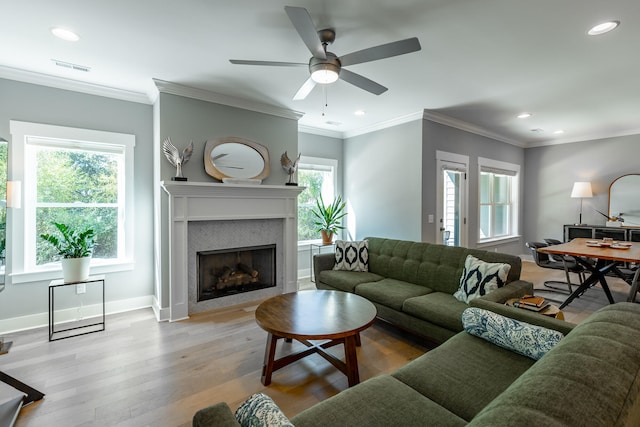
[
  {"left": 477, "top": 157, "right": 520, "bottom": 245},
  {"left": 296, "top": 156, "right": 339, "bottom": 246},
  {"left": 9, "top": 120, "right": 135, "bottom": 284}
]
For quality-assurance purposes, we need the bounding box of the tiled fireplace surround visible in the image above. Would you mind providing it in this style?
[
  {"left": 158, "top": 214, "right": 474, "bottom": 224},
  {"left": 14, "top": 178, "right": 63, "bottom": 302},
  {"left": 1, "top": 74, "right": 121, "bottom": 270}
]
[{"left": 161, "top": 182, "right": 304, "bottom": 321}]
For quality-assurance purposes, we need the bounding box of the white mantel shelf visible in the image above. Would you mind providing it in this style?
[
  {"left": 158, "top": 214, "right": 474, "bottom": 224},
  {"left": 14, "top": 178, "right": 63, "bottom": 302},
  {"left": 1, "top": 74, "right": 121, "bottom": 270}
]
[{"left": 160, "top": 180, "right": 304, "bottom": 321}]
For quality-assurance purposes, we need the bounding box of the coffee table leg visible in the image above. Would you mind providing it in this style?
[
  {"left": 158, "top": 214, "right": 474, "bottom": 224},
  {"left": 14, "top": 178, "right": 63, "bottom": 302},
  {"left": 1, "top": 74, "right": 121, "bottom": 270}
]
[
  {"left": 355, "top": 332, "right": 361, "bottom": 347},
  {"left": 344, "top": 335, "right": 360, "bottom": 387},
  {"left": 261, "top": 333, "right": 278, "bottom": 386}
]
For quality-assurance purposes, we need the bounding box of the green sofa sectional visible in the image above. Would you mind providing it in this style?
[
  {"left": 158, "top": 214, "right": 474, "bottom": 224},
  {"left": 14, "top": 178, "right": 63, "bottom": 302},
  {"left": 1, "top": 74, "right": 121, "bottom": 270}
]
[
  {"left": 194, "top": 303, "right": 640, "bottom": 426},
  {"left": 313, "top": 237, "right": 534, "bottom": 344}
]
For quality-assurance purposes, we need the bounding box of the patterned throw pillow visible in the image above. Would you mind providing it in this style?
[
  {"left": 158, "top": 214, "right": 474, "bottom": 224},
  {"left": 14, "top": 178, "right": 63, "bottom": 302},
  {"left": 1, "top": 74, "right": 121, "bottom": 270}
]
[
  {"left": 333, "top": 240, "right": 369, "bottom": 272},
  {"left": 235, "top": 393, "right": 294, "bottom": 427},
  {"left": 462, "top": 307, "right": 564, "bottom": 360},
  {"left": 453, "top": 255, "right": 510, "bottom": 303}
]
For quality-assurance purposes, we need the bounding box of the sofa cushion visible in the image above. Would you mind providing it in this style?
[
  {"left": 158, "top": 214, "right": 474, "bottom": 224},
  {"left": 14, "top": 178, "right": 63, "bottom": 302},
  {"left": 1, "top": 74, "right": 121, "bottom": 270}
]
[
  {"left": 392, "top": 332, "right": 535, "bottom": 421},
  {"left": 469, "top": 303, "right": 640, "bottom": 427},
  {"left": 355, "top": 278, "right": 432, "bottom": 311},
  {"left": 462, "top": 308, "right": 564, "bottom": 360},
  {"left": 402, "top": 292, "right": 468, "bottom": 332},
  {"left": 454, "top": 255, "right": 510, "bottom": 303},
  {"left": 291, "top": 375, "right": 467, "bottom": 427},
  {"left": 235, "top": 393, "right": 293, "bottom": 427},
  {"left": 333, "top": 240, "right": 369, "bottom": 272},
  {"left": 317, "top": 270, "right": 384, "bottom": 293}
]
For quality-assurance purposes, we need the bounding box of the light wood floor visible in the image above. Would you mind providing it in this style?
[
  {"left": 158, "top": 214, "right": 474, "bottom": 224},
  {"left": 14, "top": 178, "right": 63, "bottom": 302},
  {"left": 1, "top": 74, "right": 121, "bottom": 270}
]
[{"left": 2, "top": 261, "right": 636, "bottom": 426}]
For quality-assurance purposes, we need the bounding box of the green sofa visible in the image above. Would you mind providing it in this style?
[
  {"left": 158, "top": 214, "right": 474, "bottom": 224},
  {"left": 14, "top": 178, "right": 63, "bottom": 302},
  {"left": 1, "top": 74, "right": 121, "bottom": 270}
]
[
  {"left": 313, "top": 237, "right": 536, "bottom": 344},
  {"left": 193, "top": 303, "right": 640, "bottom": 426}
]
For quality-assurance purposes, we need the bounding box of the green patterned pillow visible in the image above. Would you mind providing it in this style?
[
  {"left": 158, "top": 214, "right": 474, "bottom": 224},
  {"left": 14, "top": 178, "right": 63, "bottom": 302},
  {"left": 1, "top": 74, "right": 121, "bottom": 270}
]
[
  {"left": 462, "top": 307, "right": 564, "bottom": 360},
  {"left": 235, "top": 393, "right": 294, "bottom": 427},
  {"left": 454, "top": 254, "right": 510, "bottom": 303}
]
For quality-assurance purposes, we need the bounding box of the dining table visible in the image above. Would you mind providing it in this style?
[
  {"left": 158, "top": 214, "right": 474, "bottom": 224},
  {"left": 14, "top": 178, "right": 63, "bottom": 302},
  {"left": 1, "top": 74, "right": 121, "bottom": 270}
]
[{"left": 537, "top": 238, "right": 640, "bottom": 309}]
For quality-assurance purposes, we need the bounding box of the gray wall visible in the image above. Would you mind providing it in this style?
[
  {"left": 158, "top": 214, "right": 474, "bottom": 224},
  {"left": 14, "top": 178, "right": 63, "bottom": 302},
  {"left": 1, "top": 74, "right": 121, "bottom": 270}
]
[
  {"left": 0, "top": 78, "right": 154, "bottom": 324},
  {"left": 523, "top": 134, "right": 640, "bottom": 246},
  {"left": 297, "top": 132, "right": 344, "bottom": 278},
  {"left": 155, "top": 92, "right": 299, "bottom": 308},
  {"left": 344, "top": 120, "right": 423, "bottom": 241},
  {"left": 422, "top": 120, "right": 526, "bottom": 254}
]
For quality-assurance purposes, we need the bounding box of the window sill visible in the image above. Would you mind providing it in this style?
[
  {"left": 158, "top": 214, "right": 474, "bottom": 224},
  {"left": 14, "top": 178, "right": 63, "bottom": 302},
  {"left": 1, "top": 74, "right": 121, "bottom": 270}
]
[
  {"left": 476, "top": 235, "right": 521, "bottom": 248},
  {"left": 10, "top": 260, "right": 134, "bottom": 285}
]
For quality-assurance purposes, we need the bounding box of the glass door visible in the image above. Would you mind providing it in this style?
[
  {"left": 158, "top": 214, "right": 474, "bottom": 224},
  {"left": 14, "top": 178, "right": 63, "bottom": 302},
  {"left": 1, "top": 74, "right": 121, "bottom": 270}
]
[{"left": 436, "top": 151, "right": 468, "bottom": 247}]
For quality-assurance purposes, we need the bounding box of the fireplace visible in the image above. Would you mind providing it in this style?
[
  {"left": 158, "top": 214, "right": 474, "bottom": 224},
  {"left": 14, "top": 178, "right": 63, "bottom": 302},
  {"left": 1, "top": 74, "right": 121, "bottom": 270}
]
[{"left": 198, "top": 244, "right": 276, "bottom": 301}]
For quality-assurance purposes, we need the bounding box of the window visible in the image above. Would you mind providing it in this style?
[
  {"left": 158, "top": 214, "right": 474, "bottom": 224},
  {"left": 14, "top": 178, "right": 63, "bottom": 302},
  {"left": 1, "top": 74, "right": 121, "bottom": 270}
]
[
  {"left": 297, "top": 156, "right": 338, "bottom": 242},
  {"left": 10, "top": 121, "right": 135, "bottom": 283},
  {"left": 478, "top": 157, "right": 519, "bottom": 242}
]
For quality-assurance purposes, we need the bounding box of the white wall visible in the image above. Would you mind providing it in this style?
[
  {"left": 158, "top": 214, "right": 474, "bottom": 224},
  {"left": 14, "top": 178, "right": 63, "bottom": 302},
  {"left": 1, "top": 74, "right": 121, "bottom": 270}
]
[
  {"left": 523, "top": 134, "right": 640, "bottom": 247},
  {"left": 344, "top": 120, "right": 423, "bottom": 241},
  {"left": 0, "top": 78, "right": 154, "bottom": 331}
]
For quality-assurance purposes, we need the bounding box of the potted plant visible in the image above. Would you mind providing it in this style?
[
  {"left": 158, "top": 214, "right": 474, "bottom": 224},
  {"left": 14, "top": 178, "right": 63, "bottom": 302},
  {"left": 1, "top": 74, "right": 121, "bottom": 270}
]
[
  {"left": 311, "top": 194, "right": 347, "bottom": 244},
  {"left": 40, "top": 222, "right": 96, "bottom": 283}
]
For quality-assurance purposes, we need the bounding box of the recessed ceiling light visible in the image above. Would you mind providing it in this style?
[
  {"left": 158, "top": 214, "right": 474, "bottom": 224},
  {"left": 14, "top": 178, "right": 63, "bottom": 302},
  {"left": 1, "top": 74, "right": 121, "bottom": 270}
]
[
  {"left": 354, "top": 110, "right": 366, "bottom": 116},
  {"left": 587, "top": 21, "right": 619, "bottom": 36},
  {"left": 553, "top": 130, "right": 565, "bottom": 135},
  {"left": 51, "top": 27, "right": 80, "bottom": 42},
  {"left": 517, "top": 112, "right": 532, "bottom": 119}
]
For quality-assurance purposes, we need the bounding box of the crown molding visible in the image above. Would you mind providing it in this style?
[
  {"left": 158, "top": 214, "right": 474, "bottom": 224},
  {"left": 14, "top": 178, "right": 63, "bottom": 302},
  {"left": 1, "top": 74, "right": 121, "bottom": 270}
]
[
  {"left": 298, "top": 125, "right": 343, "bottom": 139},
  {"left": 153, "top": 79, "right": 304, "bottom": 121},
  {"left": 0, "top": 65, "right": 151, "bottom": 104},
  {"left": 343, "top": 111, "right": 424, "bottom": 139},
  {"left": 526, "top": 127, "right": 640, "bottom": 148},
  {"left": 422, "top": 110, "right": 526, "bottom": 148}
]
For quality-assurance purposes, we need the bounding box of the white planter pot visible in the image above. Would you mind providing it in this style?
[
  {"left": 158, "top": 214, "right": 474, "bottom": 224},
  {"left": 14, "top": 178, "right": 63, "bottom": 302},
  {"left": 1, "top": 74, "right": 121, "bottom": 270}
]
[{"left": 61, "top": 257, "right": 91, "bottom": 283}]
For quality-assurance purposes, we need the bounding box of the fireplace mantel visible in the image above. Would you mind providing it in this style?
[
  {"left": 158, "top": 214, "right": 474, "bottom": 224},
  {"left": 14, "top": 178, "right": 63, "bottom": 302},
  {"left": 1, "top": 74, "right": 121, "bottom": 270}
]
[{"left": 160, "top": 181, "right": 304, "bottom": 321}]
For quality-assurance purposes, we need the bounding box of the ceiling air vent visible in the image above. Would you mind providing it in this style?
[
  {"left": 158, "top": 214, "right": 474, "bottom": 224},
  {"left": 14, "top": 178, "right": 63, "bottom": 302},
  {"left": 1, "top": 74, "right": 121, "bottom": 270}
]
[
  {"left": 52, "top": 59, "right": 91, "bottom": 72},
  {"left": 325, "top": 120, "right": 342, "bottom": 126}
]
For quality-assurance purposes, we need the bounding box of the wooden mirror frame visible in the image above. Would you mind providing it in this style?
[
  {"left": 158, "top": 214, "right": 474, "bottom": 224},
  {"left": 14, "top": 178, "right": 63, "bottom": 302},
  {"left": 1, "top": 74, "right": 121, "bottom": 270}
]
[{"left": 203, "top": 137, "right": 270, "bottom": 181}]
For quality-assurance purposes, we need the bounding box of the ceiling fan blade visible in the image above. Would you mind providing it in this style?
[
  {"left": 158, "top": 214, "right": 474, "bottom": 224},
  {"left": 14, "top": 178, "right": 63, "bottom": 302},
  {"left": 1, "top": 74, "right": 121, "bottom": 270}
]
[
  {"left": 293, "top": 77, "right": 317, "bottom": 100},
  {"left": 284, "top": 6, "right": 326, "bottom": 59},
  {"left": 340, "top": 69, "right": 387, "bottom": 95},
  {"left": 229, "top": 59, "right": 307, "bottom": 67},
  {"left": 339, "top": 37, "right": 421, "bottom": 66}
]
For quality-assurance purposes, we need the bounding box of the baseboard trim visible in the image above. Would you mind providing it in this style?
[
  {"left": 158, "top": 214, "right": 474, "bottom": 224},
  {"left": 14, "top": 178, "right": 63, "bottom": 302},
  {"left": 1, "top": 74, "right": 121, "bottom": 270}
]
[
  {"left": 0, "top": 295, "right": 154, "bottom": 334},
  {"left": 152, "top": 296, "right": 170, "bottom": 322}
]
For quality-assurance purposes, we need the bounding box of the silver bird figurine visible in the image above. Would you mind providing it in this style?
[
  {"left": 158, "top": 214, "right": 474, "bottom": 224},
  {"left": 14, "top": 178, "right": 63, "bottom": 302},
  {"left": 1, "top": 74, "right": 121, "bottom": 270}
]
[
  {"left": 163, "top": 137, "right": 194, "bottom": 180},
  {"left": 281, "top": 151, "right": 301, "bottom": 185}
]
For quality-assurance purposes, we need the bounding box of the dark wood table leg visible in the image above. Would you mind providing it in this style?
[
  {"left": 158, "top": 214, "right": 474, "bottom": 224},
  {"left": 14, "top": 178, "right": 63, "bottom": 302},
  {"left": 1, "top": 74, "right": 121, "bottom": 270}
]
[
  {"left": 344, "top": 334, "right": 360, "bottom": 387},
  {"left": 355, "top": 332, "right": 361, "bottom": 347},
  {"left": 261, "top": 333, "right": 278, "bottom": 386}
]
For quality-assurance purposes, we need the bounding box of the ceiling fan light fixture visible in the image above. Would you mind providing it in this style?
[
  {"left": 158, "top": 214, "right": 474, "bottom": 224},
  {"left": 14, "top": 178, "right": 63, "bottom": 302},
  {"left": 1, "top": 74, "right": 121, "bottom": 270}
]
[{"left": 310, "top": 65, "right": 339, "bottom": 84}]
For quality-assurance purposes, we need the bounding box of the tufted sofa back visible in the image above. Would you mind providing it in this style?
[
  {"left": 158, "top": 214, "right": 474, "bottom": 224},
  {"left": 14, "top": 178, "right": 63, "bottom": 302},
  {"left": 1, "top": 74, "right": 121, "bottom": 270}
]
[{"left": 366, "top": 237, "right": 522, "bottom": 294}]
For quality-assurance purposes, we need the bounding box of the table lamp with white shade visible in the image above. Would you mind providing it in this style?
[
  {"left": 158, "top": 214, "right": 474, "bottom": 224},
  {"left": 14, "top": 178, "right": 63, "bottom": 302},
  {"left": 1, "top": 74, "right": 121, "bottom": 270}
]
[{"left": 571, "top": 181, "right": 593, "bottom": 225}]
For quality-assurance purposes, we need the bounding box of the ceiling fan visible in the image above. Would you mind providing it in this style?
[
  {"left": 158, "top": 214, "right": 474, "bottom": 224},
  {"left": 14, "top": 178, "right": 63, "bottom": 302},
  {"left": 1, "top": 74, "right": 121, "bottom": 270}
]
[{"left": 230, "top": 6, "right": 422, "bottom": 100}]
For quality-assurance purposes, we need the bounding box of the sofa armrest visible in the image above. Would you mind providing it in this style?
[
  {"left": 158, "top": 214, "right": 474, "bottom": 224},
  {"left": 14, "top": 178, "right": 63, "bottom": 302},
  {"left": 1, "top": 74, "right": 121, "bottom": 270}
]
[
  {"left": 313, "top": 252, "right": 336, "bottom": 277},
  {"left": 479, "top": 280, "right": 533, "bottom": 303},
  {"left": 193, "top": 402, "right": 241, "bottom": 427},
  {"left": 470, "top": 298, "right": 576, "bottom": 335}
]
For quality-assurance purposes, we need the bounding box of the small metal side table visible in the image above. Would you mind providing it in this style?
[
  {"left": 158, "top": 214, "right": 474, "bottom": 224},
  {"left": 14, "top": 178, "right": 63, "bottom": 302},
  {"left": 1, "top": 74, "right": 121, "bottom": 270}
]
[
  {"left": 310, "top": 243, "right": 336, "bottom": 282},
  {"left": 49, "top": 275, "right": 105, "bottom": 341}
]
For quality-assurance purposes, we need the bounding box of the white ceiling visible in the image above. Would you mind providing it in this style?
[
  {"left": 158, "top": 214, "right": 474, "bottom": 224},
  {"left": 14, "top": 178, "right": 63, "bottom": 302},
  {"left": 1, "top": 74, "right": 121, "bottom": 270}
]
[{"left": 2, "top": 0, "right": 639, "bottom": 146}]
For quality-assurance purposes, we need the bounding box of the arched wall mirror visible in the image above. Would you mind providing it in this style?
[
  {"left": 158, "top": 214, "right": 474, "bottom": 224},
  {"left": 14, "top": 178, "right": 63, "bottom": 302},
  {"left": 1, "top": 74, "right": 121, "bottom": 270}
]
[
  {"left": 203, "top": 137, "right": 270, "bottom": 181},
  {"left": 609, "top": 174, "right": 640, "bottom": 227}
]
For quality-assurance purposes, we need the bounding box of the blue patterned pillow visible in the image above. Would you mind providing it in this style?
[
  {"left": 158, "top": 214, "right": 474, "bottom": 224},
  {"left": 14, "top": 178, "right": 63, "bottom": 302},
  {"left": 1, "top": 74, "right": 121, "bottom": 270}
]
[
  {"left": 235, "top": 393, "right": 294, "bottom": 427},
  {"left": 333, "top": 240, "right": 369, "bottom": 272},
  {"left": 453, "top": 255, "right": 510, "bottom": 303},
  {"left": 462, "top": 307, "right": 564, "bottom": 360}
]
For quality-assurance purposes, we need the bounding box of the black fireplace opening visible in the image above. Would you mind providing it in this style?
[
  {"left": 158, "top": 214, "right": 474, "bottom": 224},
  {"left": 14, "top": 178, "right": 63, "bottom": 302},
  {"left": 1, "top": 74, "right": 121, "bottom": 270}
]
[{"left": 197, "top": 244, "right": 276, "bottom": 301}]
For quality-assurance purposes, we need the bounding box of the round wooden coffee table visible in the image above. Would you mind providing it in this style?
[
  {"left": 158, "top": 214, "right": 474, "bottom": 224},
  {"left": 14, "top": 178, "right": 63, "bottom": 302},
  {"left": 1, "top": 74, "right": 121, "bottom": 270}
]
[{"left": 255, "top": 290, "right": 377, "bottom": 387}]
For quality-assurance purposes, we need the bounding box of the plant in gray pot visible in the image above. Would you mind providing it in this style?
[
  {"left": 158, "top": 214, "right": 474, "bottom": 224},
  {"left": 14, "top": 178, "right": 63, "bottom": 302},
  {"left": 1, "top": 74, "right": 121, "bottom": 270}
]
[
  {"left": 311, "top": 194, "right": 347, "bottom": 245},
  {"left": 40, "top": 222, "right": 95, "bottom": 283}
]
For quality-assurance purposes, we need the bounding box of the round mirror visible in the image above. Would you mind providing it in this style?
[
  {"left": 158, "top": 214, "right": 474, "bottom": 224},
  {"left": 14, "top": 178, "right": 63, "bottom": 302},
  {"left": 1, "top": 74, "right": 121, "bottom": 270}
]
[
  {"left": 204, "top": 137, "right": 270, "bottom": 181},
  {"left": 609, "top": 174, "right": 640, "bottom": 226}
]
